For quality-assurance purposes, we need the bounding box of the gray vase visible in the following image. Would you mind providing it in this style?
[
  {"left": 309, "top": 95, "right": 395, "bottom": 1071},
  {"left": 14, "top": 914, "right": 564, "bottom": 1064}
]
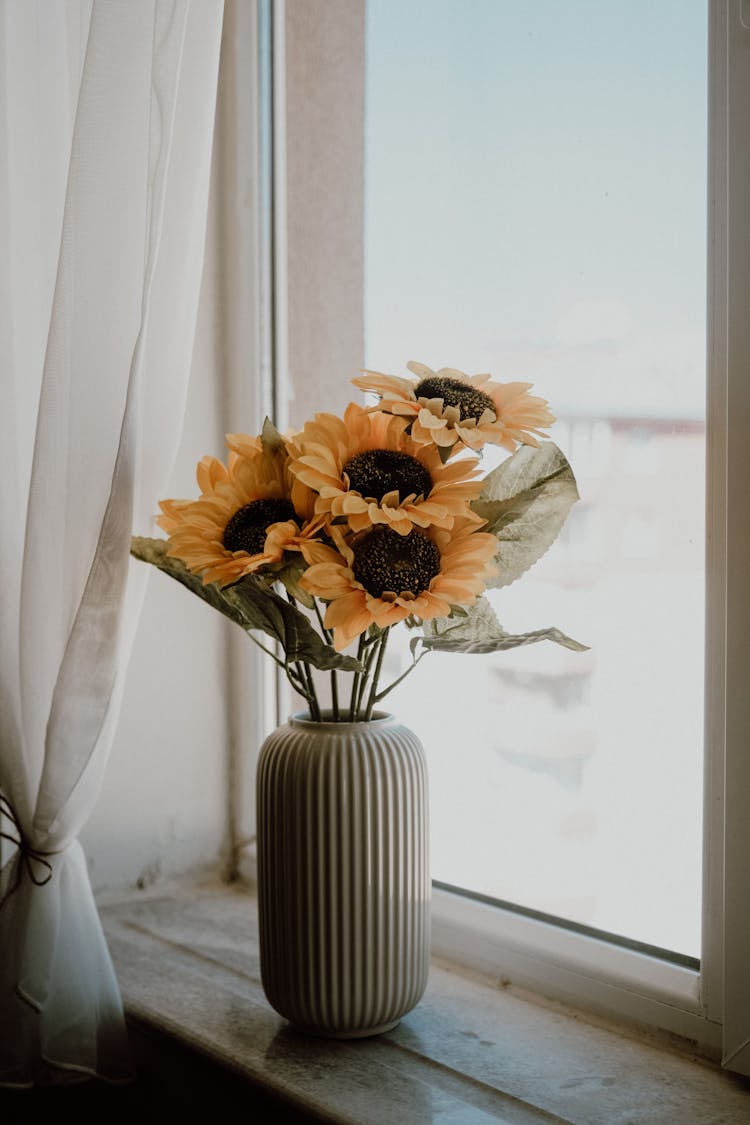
[{"left": 256, "top": 711, "right": 430, "bottom": 1038}]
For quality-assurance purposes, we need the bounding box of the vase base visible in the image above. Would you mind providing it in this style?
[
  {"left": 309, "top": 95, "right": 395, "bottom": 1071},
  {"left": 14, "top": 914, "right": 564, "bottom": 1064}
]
[{"left": 288, "top": 1018, "right": 401, "bottom": 1040}]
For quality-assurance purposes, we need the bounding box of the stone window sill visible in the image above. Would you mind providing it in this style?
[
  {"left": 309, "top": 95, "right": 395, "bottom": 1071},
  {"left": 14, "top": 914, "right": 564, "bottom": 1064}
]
[{"left": 97, "top": 880, "right": 750, "bottom": 1124}]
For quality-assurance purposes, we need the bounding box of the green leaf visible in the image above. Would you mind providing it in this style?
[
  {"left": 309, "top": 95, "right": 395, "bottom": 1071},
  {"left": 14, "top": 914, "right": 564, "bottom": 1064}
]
[
  {"left": 472, "top": 442, "right": 580, "bottom": 589},
  {"left": 224, "top": 579, "right": 363, "bottom": 671},
  {"left": 130, "top": 537, "right": 252, "bottom": 630},
  {"left": 130, "top": 536, "right": 362, "bottom": 673},
  {"left": 414, "top": 596, "right": 589, "bottom": 655}
]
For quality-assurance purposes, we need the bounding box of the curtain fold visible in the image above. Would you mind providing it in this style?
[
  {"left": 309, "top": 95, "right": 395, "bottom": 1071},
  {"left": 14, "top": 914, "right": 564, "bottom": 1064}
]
[{"left": 0, "top": 0, "right": 224, "bottom": 1085}]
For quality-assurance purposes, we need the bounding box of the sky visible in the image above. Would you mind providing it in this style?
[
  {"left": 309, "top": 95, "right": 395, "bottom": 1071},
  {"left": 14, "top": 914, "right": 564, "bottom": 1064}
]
[
  {"left": 364, "top": 0, "right": 708, "bottom": 419},
  {"left": 363, "top": 2, "right": 709, "bottom": 954}
]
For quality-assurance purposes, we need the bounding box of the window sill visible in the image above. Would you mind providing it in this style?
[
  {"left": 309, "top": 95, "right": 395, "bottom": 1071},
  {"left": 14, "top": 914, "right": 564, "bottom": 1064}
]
[{"left": 99, "top": 880, "right": 750, "bottom": 1124}]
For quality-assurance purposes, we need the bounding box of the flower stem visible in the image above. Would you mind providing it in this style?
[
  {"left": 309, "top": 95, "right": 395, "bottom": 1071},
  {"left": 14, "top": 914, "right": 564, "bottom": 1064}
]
[
  {"left": 330, "top": 669, "right": 339, "bottom": 721},
  {"left": 284, "top": 591, "right": 322, "bottom": 721},
  {"left": 289, "top": 670, "right": 312, "bottom": 706},
  {"left": 374, "top": 649, "right": 428, "bottom": 704},
  {"left": 354, "top": 636, "right": 378, "bottom": 720},
  {"left": 349, "top": 634, "right": 367, "bottom": 721},
  {"left": 365, "top": 627, "right": 390, "bottom": 720},
  {"left": 313, "top": 597, "right": 333, "bottom": 644},
  {"left": 246, "top": 630, "right": 313, "bottom": 706},
  {"left": 244, "top": 630, "right": 287, "bottom": 669},
  {"left": 300, "top": 662, "right": 322, "bottom": 721},
  {"left": 309, "top": 597, "right": 341, "bottom": 720}
]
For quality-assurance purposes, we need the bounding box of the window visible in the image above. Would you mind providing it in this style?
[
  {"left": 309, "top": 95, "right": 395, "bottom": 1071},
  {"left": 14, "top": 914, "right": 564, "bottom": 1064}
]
[
  {"left": 363, "top": 0, "right": 706, "bottom": 962},
  {"left": 273, "top": 0, "right": 748, "bottom": 1071}
]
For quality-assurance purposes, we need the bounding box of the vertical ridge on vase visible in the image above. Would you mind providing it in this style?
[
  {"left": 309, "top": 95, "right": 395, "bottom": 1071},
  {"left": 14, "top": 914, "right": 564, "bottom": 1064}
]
[
  {"left": 382, "top": 730, "right": 396, "bottom": 1028},
  {"left": 293, "top": 736, "right": 308, "bottom": 1027},
  {"left": 337, "top": 731, "right": 353, "bottom": 1029},
  {"left": 315, "top": 745, "right": 327, "bottom": 1027},
  {"left": 394, "top": 736, "right": 409, "bottom": 1023},
  {"left": 372, "top": 731, "right": 387, "bottom": 1029},
  {"left": 403, "top": 742, "right": 418, "bottom": 1014},
  {"left": 301, "top": 739, "right": 315, "bottom": 1029},
  {"left": 385, "top": 729, "right": 400, "bottom": 1026},
  {"left": 411, "top": 743, "right": 428, "bottom": 1010},
  {"left": 328, "top": 739, "right": 341, "bottom": 1025},
  {"left": 355, "top": 735, "right": 371, "bottom": 1029},
  {"left": 257, "top": 713, "right": 430, "bottom": 1037}
]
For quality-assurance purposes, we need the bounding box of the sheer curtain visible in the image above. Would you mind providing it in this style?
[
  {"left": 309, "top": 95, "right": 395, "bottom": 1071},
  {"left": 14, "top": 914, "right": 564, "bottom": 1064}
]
[{"left": 0, "top": 0, "right": 224, "bottom": 1085}]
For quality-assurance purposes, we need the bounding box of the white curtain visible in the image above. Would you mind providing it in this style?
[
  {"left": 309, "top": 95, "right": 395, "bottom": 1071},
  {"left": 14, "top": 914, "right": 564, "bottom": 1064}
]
[{"left": 0, "top": 0, "right": 224, "bottom": 1086}]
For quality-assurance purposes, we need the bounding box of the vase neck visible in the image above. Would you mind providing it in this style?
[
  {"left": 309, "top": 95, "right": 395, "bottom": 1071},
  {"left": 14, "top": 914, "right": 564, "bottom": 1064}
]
[{"left": 289, "top": 710, "right": 394, "bottom": 731}]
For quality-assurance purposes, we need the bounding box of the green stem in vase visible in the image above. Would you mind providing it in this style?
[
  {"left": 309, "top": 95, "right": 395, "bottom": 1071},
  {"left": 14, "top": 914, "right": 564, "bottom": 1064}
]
[
  {"left": 313, "top": 597, "right": 333, "bottom": 644},
  {"left": 349, "top": 634, "right": 367, "bottom": 721},
  {"left": 301, "top": 662, "right": 322, "bottom": 721},
  {"left": 289, "top": 666, "right": 312, "bottom": 703},
  {"left": 330, "top": 669, "right": 339, "bottom": 721},
  {"left": 354, "top": 635, "right": 379, "bottom": 721},
  {"left": 374, "top": 649, "right": 427, "bottom": 704},
  {"left": 246, "top": 629, "right": 312, "bottom": 705},
  {"left": 310, "top": 596, "right": 340, "bottom": 720},
  {"left": 365, "top": 627, "right": 391, "bottom": 721},
  {"left": 291, "top": 659, "right": 311, "bottom": 706},
  {"left": 285, "top": 590, "right": 322, "bottom": 720}
]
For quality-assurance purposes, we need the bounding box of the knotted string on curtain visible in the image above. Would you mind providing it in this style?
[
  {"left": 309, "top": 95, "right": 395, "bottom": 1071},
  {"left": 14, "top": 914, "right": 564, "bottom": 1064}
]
[{"left": 0, "top": 795, "right": 55, "bottom": 911}]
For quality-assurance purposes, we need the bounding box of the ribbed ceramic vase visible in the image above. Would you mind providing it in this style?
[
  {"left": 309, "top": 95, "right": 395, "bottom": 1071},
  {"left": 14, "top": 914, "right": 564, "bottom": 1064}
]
[{"left": 256, "top": 711, "right": 430, "bottom": 1038}]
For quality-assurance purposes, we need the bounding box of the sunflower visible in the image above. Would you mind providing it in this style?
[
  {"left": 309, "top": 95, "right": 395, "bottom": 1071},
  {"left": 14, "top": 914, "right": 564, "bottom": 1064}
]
[
  {"left": 299, "top": 520, "right": 498, "bottom": 651},
  {"left": 156, "top": 436, "right": 322, "bottom": 587},
  {"left": 288, "top": 401, "right": 485, "bottom": 537},
  {"left": 352, "top": 360, "right": 555, "bottom": 454}
]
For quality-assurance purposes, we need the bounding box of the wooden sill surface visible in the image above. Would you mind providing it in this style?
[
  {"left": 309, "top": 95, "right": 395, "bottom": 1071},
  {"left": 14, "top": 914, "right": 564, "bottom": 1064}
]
[{"left": 98, "top": 879, "right": 750, "bottom": 1124}]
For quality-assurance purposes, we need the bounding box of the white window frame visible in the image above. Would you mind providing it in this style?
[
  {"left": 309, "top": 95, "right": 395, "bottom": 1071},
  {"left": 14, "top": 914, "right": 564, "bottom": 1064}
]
[{"left": 268, "top": 0, "right": 750, "bottom": 1071}]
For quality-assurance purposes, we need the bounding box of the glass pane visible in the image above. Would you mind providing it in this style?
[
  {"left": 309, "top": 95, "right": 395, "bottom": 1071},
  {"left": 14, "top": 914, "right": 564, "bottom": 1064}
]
[{"left": 364, "top": 0, "right": 707, "bottom": 957}]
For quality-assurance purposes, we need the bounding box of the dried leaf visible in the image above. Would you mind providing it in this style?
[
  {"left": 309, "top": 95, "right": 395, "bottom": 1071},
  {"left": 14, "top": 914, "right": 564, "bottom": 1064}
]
[
  {"left": 130, "top": 537, "right": 362, "bottom": 672},
  {"left": 472, "top": 442, "right": 579, "bottom": 588},
  {"left": 413, "top": 596, "right": 588, "bottom": 655}
]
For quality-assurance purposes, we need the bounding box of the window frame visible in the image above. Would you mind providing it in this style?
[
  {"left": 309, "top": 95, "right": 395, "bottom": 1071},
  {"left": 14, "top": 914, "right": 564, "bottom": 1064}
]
[{"left": 269, "top": 0, "right": 750, "bottom": 1070}]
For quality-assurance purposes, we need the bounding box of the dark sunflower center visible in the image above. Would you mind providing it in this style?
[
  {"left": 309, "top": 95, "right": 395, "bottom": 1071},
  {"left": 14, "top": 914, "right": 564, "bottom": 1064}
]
[
  {"left": 222, "top": 498, "right": 297, "bottom": 555},
  {"left": 343, "top": 449, "right": 432, "bottom": 502},
  {"left": 414, "top": 375, "right": 496, "bottom": 423},
  {"left": 352, "top": 526, "right": 441, "bottom": 599}
]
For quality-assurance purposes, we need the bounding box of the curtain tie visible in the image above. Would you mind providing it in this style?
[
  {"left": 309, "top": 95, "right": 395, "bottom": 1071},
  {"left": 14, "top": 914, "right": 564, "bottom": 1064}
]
[{"left": 0, "top": 794, "right": 57, "bottom": 912}]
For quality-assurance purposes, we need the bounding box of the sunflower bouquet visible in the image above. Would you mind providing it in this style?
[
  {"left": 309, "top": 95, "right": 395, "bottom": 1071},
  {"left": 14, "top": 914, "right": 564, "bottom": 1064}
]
[{"left": 131, "top": 362, "right": 586, "bottom": 722}]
